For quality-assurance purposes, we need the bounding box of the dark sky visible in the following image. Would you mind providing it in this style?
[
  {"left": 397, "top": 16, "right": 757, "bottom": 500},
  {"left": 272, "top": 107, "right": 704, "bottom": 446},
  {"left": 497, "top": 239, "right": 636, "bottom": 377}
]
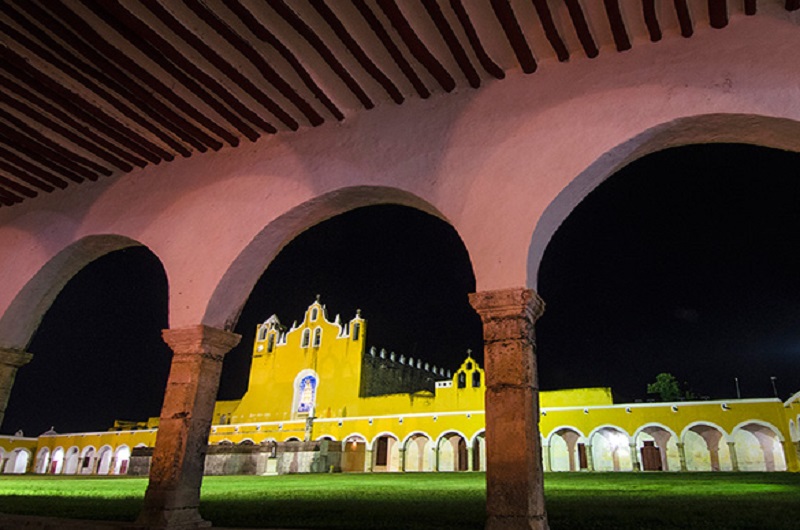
[{"left": 4, "top": 143, "right": 800, "bottom": 435}]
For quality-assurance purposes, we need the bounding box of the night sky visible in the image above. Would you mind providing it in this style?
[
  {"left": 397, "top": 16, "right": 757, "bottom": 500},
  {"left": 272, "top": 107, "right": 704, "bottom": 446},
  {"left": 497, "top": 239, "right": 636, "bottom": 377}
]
[{"left": 4, "top": 143, "right": 800, "bottom": 436}]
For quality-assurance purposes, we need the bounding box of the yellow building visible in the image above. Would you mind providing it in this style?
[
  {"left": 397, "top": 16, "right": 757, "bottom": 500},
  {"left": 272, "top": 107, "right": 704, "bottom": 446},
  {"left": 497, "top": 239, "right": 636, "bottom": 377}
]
[{"left": 3, "top": 298, "right": 799, "bottom": 475}]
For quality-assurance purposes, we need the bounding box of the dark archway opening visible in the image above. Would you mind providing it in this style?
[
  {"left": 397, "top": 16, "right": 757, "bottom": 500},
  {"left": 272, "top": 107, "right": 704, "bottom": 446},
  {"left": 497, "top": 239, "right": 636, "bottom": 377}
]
[
  {"left": 2, "top": 247, "right": 171, "bottom": 435},
  {"left": 218, "top": 204, "right": 482, "bottom": 400},
  {"left": 537, "top": 144, "right": 800, "bottom": 402}
]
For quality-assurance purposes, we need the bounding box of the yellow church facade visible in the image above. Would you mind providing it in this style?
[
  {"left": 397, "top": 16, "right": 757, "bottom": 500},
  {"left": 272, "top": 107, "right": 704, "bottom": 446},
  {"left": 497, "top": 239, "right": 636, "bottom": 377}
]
[{"left": 3, "top": 299, "right": 799, "bottom": 475}]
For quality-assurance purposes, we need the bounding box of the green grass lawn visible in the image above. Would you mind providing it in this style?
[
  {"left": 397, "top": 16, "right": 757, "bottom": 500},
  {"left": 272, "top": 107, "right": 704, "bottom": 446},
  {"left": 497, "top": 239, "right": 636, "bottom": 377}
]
[{"left": 1, "top": 472, "right": 798, "bottom": 529}]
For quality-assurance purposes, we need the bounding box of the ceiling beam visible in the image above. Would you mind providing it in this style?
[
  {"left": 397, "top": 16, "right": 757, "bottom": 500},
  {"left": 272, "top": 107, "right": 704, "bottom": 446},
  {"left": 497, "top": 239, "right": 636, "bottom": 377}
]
[
  {"left": 490, "top": 0, "right": 536, "bottom": 74},
  {"left": 673, "top": 0, "right": 694, "bottom": 38},
  {"left": 564, "top": 0, "right": 599, "bottom": 58},
  {"left": 643, "top": 0, "right": 663, "bottom": 42},
  {"left": 603, "top": 0, "right": 632, "bottom": 52},
  {"left": 377, "top": 0, "right": 456, "bottom": 91},
  {"left": 223, "top": 0, "right": 343, "bottom": 121},
  {"left": 448, "top": 0, "right": 504, "bottom": 80},
  {"left": 422, "top": 0, "right": 481, "bottom": 88},
  {"left": 269, "top": 0, "right": 375, "bottom": 109},
  {"left": 708, "top": 0, "right": 728, "bottom": 28},
  {"left": 531, "top": 0, "right": 569, "bottom": 62},
  {"left": 353, "top": 0, "right": 431, "bottom": 98}
]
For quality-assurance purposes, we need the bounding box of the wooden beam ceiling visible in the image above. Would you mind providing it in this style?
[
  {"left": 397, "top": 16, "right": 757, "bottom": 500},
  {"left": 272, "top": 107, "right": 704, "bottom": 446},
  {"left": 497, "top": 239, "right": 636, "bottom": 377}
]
[{"left": 0, "top": 0, "right": 789, "bottom": 209}]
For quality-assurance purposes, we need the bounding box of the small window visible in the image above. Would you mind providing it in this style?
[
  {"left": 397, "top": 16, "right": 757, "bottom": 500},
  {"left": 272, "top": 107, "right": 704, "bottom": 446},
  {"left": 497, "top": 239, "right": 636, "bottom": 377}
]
[
  {"left": 352, "top": 322, "right": 360, "bottom": 340},
  {"left": 257, "top": 326, "right": 267, "bottom": 341},
  {"left": 457, "top": 372, "right": 466, "bottom": 389},
  {"left": 313, "top": 327, "right": 322, "bottom": 347},
  {"left": 472, "top": 371, "right": 481, "bottom": 388},
  {"left": 466, "top": 361, "right": 473, "bottom": 370},
  {"left": 267, "top": 334, "right": 275, "bottom": 353},
  {"left": 301, "top": 329, "right": 310, "bottom": 348},
  {"left": 311, "top": 307, "right": 318, "bottom": 321}
]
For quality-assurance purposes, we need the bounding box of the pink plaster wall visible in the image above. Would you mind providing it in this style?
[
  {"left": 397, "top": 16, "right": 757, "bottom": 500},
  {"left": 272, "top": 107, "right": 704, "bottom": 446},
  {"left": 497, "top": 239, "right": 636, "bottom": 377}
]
[{"left": 1, "top": 12, "right": 799, "bottom": 346}]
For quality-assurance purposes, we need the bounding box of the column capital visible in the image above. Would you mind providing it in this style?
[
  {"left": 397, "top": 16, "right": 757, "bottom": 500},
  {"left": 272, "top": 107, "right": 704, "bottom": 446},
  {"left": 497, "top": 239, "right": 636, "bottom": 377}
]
[
  {"left": 162, "top": 325, "right": 241, "bottom": 361},
  {"left": 0, "top": 348, "right": 33, "bottom": 368},
  {"left": 469, "top": 287, "right": 545, "bottom": 323}
]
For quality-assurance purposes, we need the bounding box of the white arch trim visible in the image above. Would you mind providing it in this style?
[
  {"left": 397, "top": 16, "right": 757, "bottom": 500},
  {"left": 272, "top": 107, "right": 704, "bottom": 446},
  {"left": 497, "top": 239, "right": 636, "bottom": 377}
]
[
  {"left": 343, "top": 432, "right": 368, "bottom": 445},
  {"left": 544, "top": 425, "right": 587, "bottom": 444},
  {"left": 369, "top": 431, "right": 400, "bottom": 450},
  {"left": 731, "top": 420, "right": 785, "bottom": 442},
  {"left": 434, "top": 429, "right": 470, "bottom": 447},
  {"left": 400, "top": 431, "right": 432, "bottom": 447},
  {"left": 315, "top": 435, "right": 338, "bottom": 442},
  {"left": 469, "top": 429, "right": 486, "bottom": 447},
  {"left": 680, "top": 421, "right": 731, "bottom": 443},
  {"left": 587, "top": 424, "right": 631, "bottom": 444},
  {"left": 633, "top": 423, "right": 679, "bottom": 442}
]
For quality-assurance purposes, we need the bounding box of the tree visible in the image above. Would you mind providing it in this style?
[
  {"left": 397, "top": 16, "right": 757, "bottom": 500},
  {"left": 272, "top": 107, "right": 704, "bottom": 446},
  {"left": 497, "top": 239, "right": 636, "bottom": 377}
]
[{"left": 647, "top": 373, "right": 682, "bottom": 402}]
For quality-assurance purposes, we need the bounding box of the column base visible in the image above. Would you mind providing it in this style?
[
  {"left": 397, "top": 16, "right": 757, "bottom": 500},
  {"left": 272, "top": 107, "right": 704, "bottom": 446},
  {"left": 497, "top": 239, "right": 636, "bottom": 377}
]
[
  {"left": 134, "top": 507, "right": 210, "bottom": 530},
  {"left": 486, "top": 515, "right": 550, "bottom": 530}
]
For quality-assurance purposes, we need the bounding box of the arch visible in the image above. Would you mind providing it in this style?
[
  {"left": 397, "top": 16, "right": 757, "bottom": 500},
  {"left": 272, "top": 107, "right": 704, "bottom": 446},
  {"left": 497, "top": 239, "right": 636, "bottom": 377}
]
[
  {"left": 3, "top": 448, "right": 30, "bottom": 474},
  {"left": 527, "top": 114, "right": 800, "bottom": 287},
  {"left": 589, "top": 425, "right": 632, "bottom": 472},
  {"left": 0, "top": 235, "right": 153, "bottom": 350},
  {"left": 436, "top": 431, "right": 469, "bottom": 472},
  {"left": 95, "top": 445, "right": 113, "bottom": 475},
  {"left": 471, "top": 431, "right": 486, "bottom": 472},
  {"left": 113, "top": 445, "right": 131, "bottom": 475},
  {"left": 682, "top": 422, "right": 732, "bottom": 472},
  {"left": 315, "top": 435, "right": 337, "bottom": 442},
  {"left": 634, "top": 424, "right": 680, "bottom": 472},
  {"left": 34, "top": 446, "right": 51, "bottom": 474},
  {"left": 341, "top": 434, "right": 367, "bottom": 473},
  {"left": 202, "top": 186, "right": 455, "bottom": 329},
  {"left": 49, "top": 446, "right": 64, "bottom": 474},
  {"left": 547, "top": 427, "right": 585, "bottom": 472},
  {"left": 63, "top": 446, "right": 80, "bottom": 475},
  {"left": 371, "top": 433, "right": 400, "bottom": 472},
  {"left": 732, "top": 421, "right": 787, "bottom": 472},
  {"left": 79, "top": 446, "right": 97, "bottom": 475},
  {"left": 402, "top": 432, "right": 432, "bottom": 472}
]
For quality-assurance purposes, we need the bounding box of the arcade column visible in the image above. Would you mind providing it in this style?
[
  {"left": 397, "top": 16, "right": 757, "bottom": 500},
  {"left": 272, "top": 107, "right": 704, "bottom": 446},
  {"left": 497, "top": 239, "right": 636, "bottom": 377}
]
[
  {"left": 136, "top": 325, "right": 240, "bottom": 529},
  {"left": 470, "top": 288, "right": 549, "bottom": 530},
  {"left": 0, "top": 348, "right": 33, "bottom": 428}
]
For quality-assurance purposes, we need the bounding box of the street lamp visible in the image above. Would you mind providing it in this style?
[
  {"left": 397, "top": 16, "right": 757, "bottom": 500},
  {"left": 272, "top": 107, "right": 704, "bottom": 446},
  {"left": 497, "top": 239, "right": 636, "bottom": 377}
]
[
  {"left": 770, "top": 376, "right": 778, "bottom": 398},
  {"left": 734, "top": 377, "right": 741, "bottom": 399}
]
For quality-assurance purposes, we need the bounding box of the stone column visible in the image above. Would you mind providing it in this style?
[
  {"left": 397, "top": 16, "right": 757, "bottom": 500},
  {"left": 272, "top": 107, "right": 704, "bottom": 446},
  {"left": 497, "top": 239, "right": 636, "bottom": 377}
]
[
  {"left": 676, "top": 442, "right": 688, "bottom": 471},
  {"left": 364, "top": 449, "right": 373, "bottom": 472},
  {"left": 136, "top": 325, "right": 240, "bottom": 529},
  {"left": 398, "top": 447, "right": 406, "bottom": 472},
  {"left": 0, "top": 348, "right": 33, "bottom": 428},
  {"left": 469, "top": 288, "right": 549, "bottom": 530},
  {"left": 542, "top": 445, "right": 551, "bottom": 472},
  {"left": 467, "top": 445, "right": 474, "bottom": 471},
  {"left": 727, "top": 441, "right": 739, "bottom": 472},
  {"left": 629, "top": 443, "right": 641, "bottom": 472}
]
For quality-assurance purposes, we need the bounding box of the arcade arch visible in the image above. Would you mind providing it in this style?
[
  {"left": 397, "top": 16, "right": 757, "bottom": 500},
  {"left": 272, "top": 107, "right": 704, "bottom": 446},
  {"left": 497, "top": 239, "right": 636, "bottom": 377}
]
[
  {"left": 547, "top": 427, "right": 586, "bottom": 472},
  {"left": 589, "top": 426, "right": 632, "bottom": 472},
  {"left": 436, "top": 431, "right": 469, "bottom": 472},
  {"left": 402, "top": 432, "right": 432, "bottom": 472},
  {"left": 732, "top": 421, "right": 787, "bottom": 472},
  {"left": 682, "top": 423, "right": 732, "bottom": 472}
]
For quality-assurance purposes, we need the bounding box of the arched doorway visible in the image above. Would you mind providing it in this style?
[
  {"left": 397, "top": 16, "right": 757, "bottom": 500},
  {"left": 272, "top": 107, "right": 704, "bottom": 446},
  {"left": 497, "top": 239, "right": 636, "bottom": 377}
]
[
  {"left": 3, "top": 448, "right": 30, "bottom": 474},
  {"left": 372, "top": 434, "right": 400, "bottom": 472},
  {"left": 590, "top": 427, "right": 632, "bottom": 472},
  {"left": 635, "top": 425, "right": 680, "bottom": 472},
  {"left": 403, "top": 433, "right": 432, "bottom": 472},
  {"left": 96, "top": 445, "right": 113, "bottom": 475},
  {"left": 49, "top": 447, "right": 64, "bottom": 474},
  {"left": 733, "top": 422, "right": 787, "bottom": 472},
  {"left": 63, "top": 446, "right": 80, "bottom": 475},
  {"left": 34, "top": 447, "right": 50, "bottom": 474},
  {"left": 79, "top": 446, "right": 96, "bottom": 475},
  {"left": 683, "top": 424, "right": 732, "bottom": 472},
  {"left": 548, "top": 428, "right": 584, "bottom": 472},
  {"left": 437, "top": 432, "right": 468, "bottom": 472},
  {"left": 341, "top": 435, "right": 367, "bottom": 473},
  {"left": 113, "top": 445, "right": 131, "bottom": 475}
]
